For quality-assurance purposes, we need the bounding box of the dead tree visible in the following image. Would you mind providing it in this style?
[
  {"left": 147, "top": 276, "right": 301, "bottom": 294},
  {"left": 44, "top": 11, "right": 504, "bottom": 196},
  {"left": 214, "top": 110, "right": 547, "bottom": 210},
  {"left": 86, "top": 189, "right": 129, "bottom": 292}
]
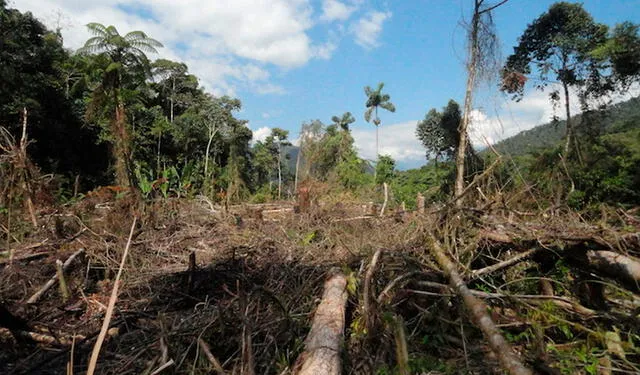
[{"left": 455, "top": 0, "right": 508, "bottom": 206}]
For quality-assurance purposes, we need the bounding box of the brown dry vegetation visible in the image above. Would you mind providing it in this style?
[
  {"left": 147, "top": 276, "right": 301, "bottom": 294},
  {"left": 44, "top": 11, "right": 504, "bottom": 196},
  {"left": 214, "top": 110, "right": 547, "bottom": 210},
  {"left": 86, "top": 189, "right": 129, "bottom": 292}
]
[{"left": 1, "top": 188, "right": 640, "bottom": 374}]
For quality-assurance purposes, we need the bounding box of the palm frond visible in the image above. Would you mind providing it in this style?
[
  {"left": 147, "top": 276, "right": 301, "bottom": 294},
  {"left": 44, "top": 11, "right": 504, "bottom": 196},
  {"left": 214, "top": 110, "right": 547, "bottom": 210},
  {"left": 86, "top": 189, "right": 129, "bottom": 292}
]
[
  {"left": 364, "top": 86, "right": 373, "bottom": 96},
  {"left": 86, "top": 23, "right": 109, "bottom": 37},
  {"left": 380, "top": 102, "right": 396, "bottom": 113},
  {"left": 364, "top": 107, "right": 374, "bottom": 123},
  {"left": 124, "top": 31, "right": 149, "bottom": 41}
]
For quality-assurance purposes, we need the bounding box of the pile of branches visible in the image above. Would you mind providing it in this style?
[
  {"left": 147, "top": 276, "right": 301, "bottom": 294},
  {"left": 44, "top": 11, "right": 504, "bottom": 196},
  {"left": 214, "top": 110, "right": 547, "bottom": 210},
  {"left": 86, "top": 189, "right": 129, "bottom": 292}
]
[{"left": 2, "top": 188, "right": 640, "bottom": 374}]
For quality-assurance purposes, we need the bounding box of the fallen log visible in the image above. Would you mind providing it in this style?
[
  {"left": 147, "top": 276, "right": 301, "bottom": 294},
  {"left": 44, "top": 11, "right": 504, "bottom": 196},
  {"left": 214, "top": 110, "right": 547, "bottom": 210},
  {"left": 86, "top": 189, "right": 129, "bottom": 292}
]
[
  {"left": 26, "top": 248, "right": 85, "bottom": 304},
  {"left": 584, "top": 251, "right": 640, "bottom": 291},
  {"left": 426, "top": 233, "right": 532, "bottom": 375},
  {"left": 293, "top": 271, "right": 348, "bottom": 375},
  {"left": 480, "top": 229, "right": 640, "bottom": 292}
]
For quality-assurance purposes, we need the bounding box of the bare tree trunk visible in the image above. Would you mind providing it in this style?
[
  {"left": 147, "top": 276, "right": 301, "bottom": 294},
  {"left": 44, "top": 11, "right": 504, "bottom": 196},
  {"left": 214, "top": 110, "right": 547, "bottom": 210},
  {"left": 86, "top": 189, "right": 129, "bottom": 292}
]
[
  {"left": 170, "top": 78, "right": 175, "bottom": 124},
  {"left": 562, "top": 79, "right": 572, "bottom": 157},
  {"left": 293, "top": 271, "right": 348, "bottom": 375},
  {"left": 278, "top": 144, "right": 282, "bottom": 200},
  {"left": 156, "top": 131, "right": 161, "bottom": 175},
  {"left": 380, "top": 182, "right": 389, "bottom": 217},
  {"left": 454, "top": 1, "right": 481, "bottom": 207},
  {"left": 427, "top": 233, "right": 532, "bottom": 375},
  {"left": 454, "top": 0, "right": 508, "bottom": 206},
  {"left": 204, "top": 126, "right": 217, "bottom": 179},
  {"left": 417, "top": 192, "right": 425, "bottom": 214},
  {"left": 294, "top": 145, "right": 302, "bottom": 191}
]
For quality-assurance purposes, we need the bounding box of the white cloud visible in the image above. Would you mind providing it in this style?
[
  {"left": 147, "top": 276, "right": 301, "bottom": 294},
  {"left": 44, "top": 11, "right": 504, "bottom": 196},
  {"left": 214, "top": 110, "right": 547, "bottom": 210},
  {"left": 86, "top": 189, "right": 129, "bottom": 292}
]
[
  {"left": 470, "top": 82, "right": 640, "bottom": 149},
  {"left": 11, "top": 0, "right": 335, "bottom": 95},
  {"left": 351, "top": 10, "right": 391, "bottom": 49},
  {"left": 320, "top": 0, "right": 356, "bottom": 22},
  {"left": 352, "top": 121, "right": 424, "bottom": 163},
  {"left": 251, "top": 126, "right": 272, "bottom": 144}
]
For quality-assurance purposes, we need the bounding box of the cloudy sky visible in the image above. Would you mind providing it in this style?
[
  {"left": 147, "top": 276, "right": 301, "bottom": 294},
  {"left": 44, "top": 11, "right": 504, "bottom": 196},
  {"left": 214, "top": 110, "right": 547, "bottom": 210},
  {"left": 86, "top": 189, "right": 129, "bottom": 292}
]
[{"left": 10, "top": 0, "right": 640, "bottom": 169}]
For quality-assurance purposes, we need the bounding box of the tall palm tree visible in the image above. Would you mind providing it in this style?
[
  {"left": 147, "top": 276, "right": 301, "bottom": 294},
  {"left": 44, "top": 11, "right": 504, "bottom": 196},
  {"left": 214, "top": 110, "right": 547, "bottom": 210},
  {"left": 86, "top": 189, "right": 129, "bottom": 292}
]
[
  {"left": 364, "top": 82, "right": 395, "bottom": 160},
  {"left": 78, "top": 23, "right": 162, "bottom": 186}
]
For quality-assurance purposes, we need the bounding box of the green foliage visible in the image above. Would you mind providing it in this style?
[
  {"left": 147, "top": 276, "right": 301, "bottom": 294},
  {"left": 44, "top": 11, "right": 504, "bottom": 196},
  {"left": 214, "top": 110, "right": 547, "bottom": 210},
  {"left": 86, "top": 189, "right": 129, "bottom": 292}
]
[
  {"left": 375, "top": 155, "right": 395, "bottom": 184},
  {"left": 502, "top": 2, "right": 609, "bottom": 99},
  {"left": 416, "top": 100, "right": 461, "bottom": 163},
  {"left": 389, "top": 164, "right": 450, "bottom": 208}
]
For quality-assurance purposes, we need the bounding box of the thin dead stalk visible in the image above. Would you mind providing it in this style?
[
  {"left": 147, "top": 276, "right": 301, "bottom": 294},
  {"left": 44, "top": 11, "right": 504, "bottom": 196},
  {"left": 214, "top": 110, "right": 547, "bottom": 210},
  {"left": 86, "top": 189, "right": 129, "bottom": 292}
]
[
  {"left": 198, "top": 338, "right": 226, "bottom": 374},
  {"left": 27, "top": 248, "right": 85, "bottom": 304},
  {"left": 86, "top": 217, "right": 137, "bottom": 375}
]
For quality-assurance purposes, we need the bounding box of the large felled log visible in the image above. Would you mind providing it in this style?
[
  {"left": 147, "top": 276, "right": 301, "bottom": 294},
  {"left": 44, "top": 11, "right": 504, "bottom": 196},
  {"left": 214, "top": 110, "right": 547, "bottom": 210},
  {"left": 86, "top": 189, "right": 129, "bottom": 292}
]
[
  {"left": 584, "top": 251, "right": 640, "bottom": 291},
  {"left": 293, "top": 271, "right": 348, "bottom": 375},
  {"left": 426, "top": 233, "right": 532, "bottom": 375},
  {"left": 481, "top": 228, "right": 640, "bottom": 292}
]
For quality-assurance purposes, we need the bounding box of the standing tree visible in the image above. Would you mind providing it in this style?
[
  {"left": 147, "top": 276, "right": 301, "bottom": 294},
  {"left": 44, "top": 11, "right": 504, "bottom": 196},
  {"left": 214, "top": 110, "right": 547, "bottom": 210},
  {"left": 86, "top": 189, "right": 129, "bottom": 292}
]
[
  {"left": 269, "top": 128, "right": 291, "bottom": 200},
  {"left": 500, "top": 2, "right": 608, "bottom": 157},
  {"left": 152, "top": 59, "right": 198, "bottom": 124},
  {"left": 331, "top": 112, "right": 356, "bottom": 131},
  {"left": 78, "top": 23, "right": 163, "bottom": 187},
  {"left": 364, "top": 83, "right": 395, "bottom": 161},
  {"left": 416, "top": 100, "right": 462, "bottom": 165},
  {"left": 455, "top": 0, "right": 508, "bottom": 206},
  {"left": 592, "top": 21, "right": 640, "bottom": 90}
]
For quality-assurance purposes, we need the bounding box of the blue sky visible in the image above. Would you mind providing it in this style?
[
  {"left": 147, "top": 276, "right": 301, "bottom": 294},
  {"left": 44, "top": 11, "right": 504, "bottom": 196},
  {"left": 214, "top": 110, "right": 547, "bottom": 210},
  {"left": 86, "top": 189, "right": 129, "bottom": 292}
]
[{"left": 11, "top": 0, "right": 640, "bottom": 169}]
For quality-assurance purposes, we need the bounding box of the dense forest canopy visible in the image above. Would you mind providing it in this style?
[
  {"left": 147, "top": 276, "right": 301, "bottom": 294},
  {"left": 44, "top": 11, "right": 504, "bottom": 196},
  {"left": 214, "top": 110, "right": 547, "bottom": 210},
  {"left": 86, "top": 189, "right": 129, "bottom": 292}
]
[{"left": 1, "top": 0, "right": 639, "bottom": 208}]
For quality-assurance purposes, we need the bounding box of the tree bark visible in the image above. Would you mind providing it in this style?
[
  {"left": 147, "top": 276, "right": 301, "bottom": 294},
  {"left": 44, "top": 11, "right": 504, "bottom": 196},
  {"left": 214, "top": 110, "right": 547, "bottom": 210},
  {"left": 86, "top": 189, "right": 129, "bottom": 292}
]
[
  {"left": 294, "top": 144, "right": 302, "bottom": 191},
  {"left": 293, "top": 271, "right": 348, "bottom": 375},
  {"left": 204, "top": 126, "right": 218, "bottom": 180},
  {"left": 454, "top": 1, "right": 481, "bottom": 207},
  {"left": 584, "top": 250, "right": 640, "bottom": 291},
  {"left": 380, "top": 182, "right": 389, "bottom": 217},
  {"left": 278, "top": 143, "right": 282, "bottom": 200},
  {"left": 562, "top": 77, "right": 572, "bottom": 157},
  {"left": 426, "top": 233, "right": 532, "bottom": 375}
]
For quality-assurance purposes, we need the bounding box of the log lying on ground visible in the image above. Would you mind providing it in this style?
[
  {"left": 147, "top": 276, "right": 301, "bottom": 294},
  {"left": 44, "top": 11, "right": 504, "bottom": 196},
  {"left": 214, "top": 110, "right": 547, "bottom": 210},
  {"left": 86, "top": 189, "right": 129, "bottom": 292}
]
[
  {"left": 480, "top": 229, "right": 640, "bottom": 292},
  {"left": 293, "top": 271, "right": 348, "bottom": 375},
  {"left": 584, "top": 251, "right": 640, "bottom": 291},
  {"left": 426, "top": 233, "right": 533, "bottom": 375}
]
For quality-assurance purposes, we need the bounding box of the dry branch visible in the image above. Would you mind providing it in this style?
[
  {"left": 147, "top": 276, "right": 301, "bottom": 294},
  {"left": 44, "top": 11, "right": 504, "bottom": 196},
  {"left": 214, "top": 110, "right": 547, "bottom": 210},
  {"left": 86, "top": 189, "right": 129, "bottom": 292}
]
[
  {"left": 86, "top": 218, "right": 137, "bottom": 375},
  {"left": 426, "top": 233, "right": 532, "bottom": 375},
  {"left": 293, "top": 271, "right": 348, "bottom": 375},
  {"left": 480, "top": 228, "right": 640, "bottom": 291},
  {"left": 26, "top": 248, "right": 85, "bottom": 304},
  {"left": 470, "top": 248, "right": 540, "bottom": 280},
  {"left": 0, "top": 328, "right": 83, "bottom": 346},
  {"left": 198, "top": 338, "right": 226, "bottom": 374},
  {"left": 412, "top": 281, "right": 595, "bottom": 317}
]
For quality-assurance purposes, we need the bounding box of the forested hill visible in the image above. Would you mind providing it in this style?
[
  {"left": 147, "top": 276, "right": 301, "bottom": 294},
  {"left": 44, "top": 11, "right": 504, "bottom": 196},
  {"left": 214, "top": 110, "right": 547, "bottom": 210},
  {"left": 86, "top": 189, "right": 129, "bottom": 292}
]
[{"left": 492, "top": 96, "right": 640, "bottom": 156}]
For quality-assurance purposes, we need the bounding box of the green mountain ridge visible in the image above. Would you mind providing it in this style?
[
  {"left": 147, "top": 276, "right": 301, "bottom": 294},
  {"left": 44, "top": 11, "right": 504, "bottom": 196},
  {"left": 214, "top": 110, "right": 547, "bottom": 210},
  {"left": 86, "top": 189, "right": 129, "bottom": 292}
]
[{"left": 492, "top": 96, "right": 640, "bottom": 156}]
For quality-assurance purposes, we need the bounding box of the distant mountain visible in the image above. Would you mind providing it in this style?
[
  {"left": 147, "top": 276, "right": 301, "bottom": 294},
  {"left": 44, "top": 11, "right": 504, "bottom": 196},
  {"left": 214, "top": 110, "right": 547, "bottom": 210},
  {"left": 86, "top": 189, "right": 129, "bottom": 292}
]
[{"left": 492, "top": 96, "right": 640, "bottom": 156}]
